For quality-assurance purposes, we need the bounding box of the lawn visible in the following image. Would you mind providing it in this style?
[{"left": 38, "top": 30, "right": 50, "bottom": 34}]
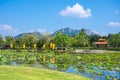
[{"left": 0, "top": 66, "right": 90, "bottom": 80}]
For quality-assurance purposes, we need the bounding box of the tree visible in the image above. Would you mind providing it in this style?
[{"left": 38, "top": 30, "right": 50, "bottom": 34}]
[
  {"left": 0, "top": 35, "right": 4, "bottom": 48},
  {"left": 109, "top": 32, "right": 120, "bottom": 48},
  {"left": 43, "top": 34, "right": 51, "bottom": 49},
  {"left": 37, "top": 38, "right": 46, "bottom": 49},
  {"left": 5, "top": 36, "right": 14, "bottom": 44},
  {"left": 36, "top": 34, "right": 52, "bottom": 50},
  {"left": 75, "top": 29, "right": 89, "bottom": 47},
  {"left": 13, "top": 38, "right": 23, "bottom": 49},
  {"left": 88, "top": 34, "right": 101, "bottom": 46},
  {"left": 54, "top": 32, "right": 70, "bottom": 47},
  {"left": 108, "top": 33, "right": 112, "bottom": 40},
  {"left": 22, "top": 34, "right": 37, "bottom": 48}
]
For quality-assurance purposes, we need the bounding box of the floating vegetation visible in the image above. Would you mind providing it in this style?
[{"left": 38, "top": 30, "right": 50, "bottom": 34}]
[{"left": 0, "top": 50, "right": 120, "bottom": 80}]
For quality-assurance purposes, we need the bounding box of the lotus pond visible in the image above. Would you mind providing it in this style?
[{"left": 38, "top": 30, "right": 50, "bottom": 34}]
[{"left": 0, "top": 50, "right": 120, "bottom": 80}]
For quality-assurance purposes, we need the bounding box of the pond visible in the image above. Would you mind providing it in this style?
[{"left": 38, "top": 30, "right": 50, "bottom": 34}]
[
  {"left": 0, "top": 50, "right": 120, "bottom": 80},
  {"left": 47, "top": 63, "right": 120, "bottom": 80},
  {"left": 9, "top": 62, "right": 120, "bottom": 80}
]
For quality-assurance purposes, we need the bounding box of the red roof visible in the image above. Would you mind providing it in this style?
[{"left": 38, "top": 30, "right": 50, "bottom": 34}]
[
  {"left": 94, "top": 42, "right": 108, "bottom": 45},
  {"left": 98, "top": 38, "right": 105, "bottom": 42},
  {"left": 94, "top": 38, "right": 108, "bottom": 45}
]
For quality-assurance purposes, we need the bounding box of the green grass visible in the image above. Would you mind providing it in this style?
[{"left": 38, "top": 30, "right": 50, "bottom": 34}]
[{"left": 0, "top": 66, "right": 90, "bottom": 80}]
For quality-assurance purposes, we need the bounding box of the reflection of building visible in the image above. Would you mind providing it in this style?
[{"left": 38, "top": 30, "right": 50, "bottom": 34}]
[{"left": 94, "top": 38, "right": 108, "bottom": 48}]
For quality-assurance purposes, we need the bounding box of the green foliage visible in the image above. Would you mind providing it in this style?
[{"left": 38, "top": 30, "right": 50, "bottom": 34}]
[
  {"left": 0, "top": 50, "right": 120, "bottom": 80},
  {"left": 74, "top": 29, "right": 89, "bottom": 47},
  {"left": 1, "top": 29, "right": 120, "bottom": 49},
  {"left": 5, "top": 36, "right": 14, "bottom": 44},
  {"left": 13, "top": 38, "right": 23, "bottom": 49},
  {"left": 42, "top": 34, "right": 51, "bottom": 49},
  {"left": 0, "top": 36, "right": 4, "bottom": 48},
  {"left": 15, "top": 32, "right": 43, "bottom": 39},
  {"left": 37, "top": 38, "right": 46, "bottom": 49},
  {"left": 22, "top": 34, "right": 37, "bottom": 48},
  {"left": 88, "top": 34, "right": 101, "bottom": 46},
  {"left": 109, "top": 32, "right": 120, "bottom": 48},
  {"left": 0, "top": 50, "right": 120, "bottom": 71},
  {"left": 54, "top": 32, "right": 70, "bottom": 47}
]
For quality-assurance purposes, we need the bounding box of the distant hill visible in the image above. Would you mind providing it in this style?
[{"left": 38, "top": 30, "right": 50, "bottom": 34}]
[
  {"left": 52, "top": 27, "right": 80, "bottom": 36},
  {"left": 15, "top": 32, "right": 43, "bottom": 39},
  {"left": 52, "top": 27, "right": 97, "bottom": 36},
  {"left": 15, "top": 27, "right": 97, "bottom": 38},
  {"left": 84, "top": 29, "right": 97, "bottom": 36}
]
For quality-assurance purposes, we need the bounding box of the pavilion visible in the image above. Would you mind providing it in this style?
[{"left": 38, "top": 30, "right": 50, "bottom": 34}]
[{"left": 94, "top": 38, "right": 108, "bottom": 48}]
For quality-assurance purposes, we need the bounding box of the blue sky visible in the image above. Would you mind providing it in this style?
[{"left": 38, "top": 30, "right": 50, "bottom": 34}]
[{"left": 0, "top": 0, "right": 120, "bottom": 37}]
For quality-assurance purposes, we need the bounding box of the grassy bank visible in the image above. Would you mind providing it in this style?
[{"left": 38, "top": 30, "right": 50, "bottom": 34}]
[{"left": 0, "top": 66, "right": 90, "bottom": 80}]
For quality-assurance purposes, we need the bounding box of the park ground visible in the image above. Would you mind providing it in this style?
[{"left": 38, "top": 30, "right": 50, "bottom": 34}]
[{"left": 0, "top": 66, "right": 90, "bottom": 80}]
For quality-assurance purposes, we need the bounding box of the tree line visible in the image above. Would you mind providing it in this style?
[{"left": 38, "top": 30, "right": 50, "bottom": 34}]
[{"left": 0, "top": 29, "right": 120, "bottom": 50}]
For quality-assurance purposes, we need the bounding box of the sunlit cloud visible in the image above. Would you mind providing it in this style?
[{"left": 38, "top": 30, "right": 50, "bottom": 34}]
[
  {"left": 107, "top": 22, "right": 120, "bottom": 27},
  {"left": 60, "top": 3, "right": 92, "bottom": 18},
  {"left": 0, "top": 24, "right": 20, "bottom": 37},
  {"left": 30, "top": 28, "right": 47, "bottom": 35}
]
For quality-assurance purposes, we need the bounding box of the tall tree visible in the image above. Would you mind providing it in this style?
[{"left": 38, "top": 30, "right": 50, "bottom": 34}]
[
  {"left": 0, "top": 35, "right": 3, "bottom": 48},
  {"left": 13, "top": 38, "right": 23, "bottom": 49},
  {"left": 109, "top": 32, "right": 120, "bottom": 48},
  {"left": 22, "top": 34, "right": 37, "bottom": 48},
  {"left": 37, "top": 38, "right": 46, "bottom": 49},
  {"left": 88, "top": 34, "right": 101, "bottom": 46},
  {"left": 43, "top": 34, "right": 51, "bottom": 49},
  {"left": 54, "top": 32, "right": 70, "bottom": 47},
  {"left": 75, "top": 29, "right": 89, "bottom": 47},
  {"left": 5, "top": 36, "right": 14, "bottom": 44}
]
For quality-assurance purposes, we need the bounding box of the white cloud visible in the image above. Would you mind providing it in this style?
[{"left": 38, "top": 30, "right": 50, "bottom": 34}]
[
  {"left": 37, "top": 28, "right": 47, "bottom": 35},
  {"left": 92, "top": 31, "right": 99, "bottom": 34},
  {"left": 60, "top": 3, "right": 92, "bottom": 18},
  {"left": 108, "top": 22, "right": 120, "bottom": 27},
  {"left": 30, "top": 28, "right": 47, "bottom": 35},
  {"left": 0, "top": 24, "right": 20, "bottom": 37}
]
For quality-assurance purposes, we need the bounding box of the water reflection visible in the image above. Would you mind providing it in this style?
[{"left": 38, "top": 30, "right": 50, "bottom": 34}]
[
  {"left": 9, "top": 61, "right": 120, "bottom": 80},
  {"left": 47, "top": 64, "right": 120, "bottom": 80}
]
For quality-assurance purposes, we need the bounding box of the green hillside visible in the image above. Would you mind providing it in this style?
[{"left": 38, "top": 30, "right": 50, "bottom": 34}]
[{"left": 15, "top": 32, "right": 43, "bottom": 39}]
